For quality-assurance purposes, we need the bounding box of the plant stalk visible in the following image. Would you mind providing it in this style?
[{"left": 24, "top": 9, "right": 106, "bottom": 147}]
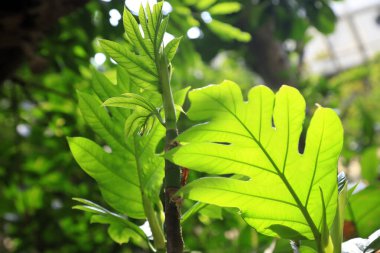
[{"left": 159, "top": 53, "right": 184, "bottom": 253}]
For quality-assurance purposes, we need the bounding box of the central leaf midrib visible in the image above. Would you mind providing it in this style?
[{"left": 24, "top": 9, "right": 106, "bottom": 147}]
[{"left": 203, "top": 92, "right": 321, "bottom": 241}]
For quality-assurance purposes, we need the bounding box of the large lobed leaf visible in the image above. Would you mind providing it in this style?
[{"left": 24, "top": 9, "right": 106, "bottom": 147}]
[{"left": 167, "top": 80, "right": 343, "bottom": 240}]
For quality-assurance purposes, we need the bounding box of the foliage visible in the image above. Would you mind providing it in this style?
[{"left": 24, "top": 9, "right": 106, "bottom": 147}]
[
  {"left": 68, "top": 3, "right": 348, "bottom": 252},
  {"left": 167, "top": 80, "right": 343, "bottom": 251},
  {"left": 346, "top": 184, "right": 380, "bottom": 238},
  {"left": 1, "top": 0, "right": 380, "bottom": 252}
]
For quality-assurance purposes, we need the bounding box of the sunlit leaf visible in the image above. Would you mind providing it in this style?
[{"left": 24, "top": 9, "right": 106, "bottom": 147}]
[
  {"left": 164, "top": 37, "right": 182, "bottom": 62},
  {"left": 167, "top": 81, "right": 343, "bottom": 242},
  {"left": 207, "top": 20, "right": 251, "bottom": 42},
  {"left": 208, "top": 2, "right": 241, "bottom": 15}
]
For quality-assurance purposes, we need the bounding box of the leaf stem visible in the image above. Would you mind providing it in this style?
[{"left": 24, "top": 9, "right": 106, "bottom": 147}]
[{"left": 159, "top": 52, "right": 184, "bottom": 253}]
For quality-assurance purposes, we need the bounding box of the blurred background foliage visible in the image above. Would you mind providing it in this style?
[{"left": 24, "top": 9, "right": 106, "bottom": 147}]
[{"left": 0, "top": 0, "right": 380, "bottom": 252}]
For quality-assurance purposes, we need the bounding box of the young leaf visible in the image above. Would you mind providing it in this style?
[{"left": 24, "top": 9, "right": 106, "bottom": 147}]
[
  {"left": 108, "top": 223, "right": 139, "bottom": 244},
  {"left": 164, "top": 37, "right": 182, "bottom": 62},
  {"left": 103, "top": 93, "right": 164, "bottom": 125},
  {"left": 72, "top": 198, "right": 149, "bottom": 247},
  {"left": 123, "top": 7, "right": 154, "bottom": 60},
  {"left": 99, "top": 39, "right": 158, "bottom": 91},
  {"left": 166, "top": 81, "right": 343, "bottom": 242},
  {"left": 73, "top": 198, "right": 147, "bottom": 239},
  {"left": 101, "top": 2, "right": 181, "bottom": 94}
]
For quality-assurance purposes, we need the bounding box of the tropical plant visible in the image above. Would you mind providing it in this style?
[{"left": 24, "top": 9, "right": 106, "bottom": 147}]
[{"left": 67, "top": 2, "right": 350, "bottom": 253}]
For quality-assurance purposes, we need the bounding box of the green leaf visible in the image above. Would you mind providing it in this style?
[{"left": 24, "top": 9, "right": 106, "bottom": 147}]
[
  {"left": 207, "top": 19, "right": 251, "bottom": 42},
  {"left": 360, "top": 147, "right": 379, "bottom": 184},
  {"left": 103, "top": 95, "right": 154, "bottom": 112},
  {"left": 124, "top": 109, "right": 153, "bottom": 137},
  {"left": 181, "top": 202, "right": 207, "bottom": 223},
  {"left": 145, "top": 2, "right": 164, "bottom": 49},
  {"left": 116, "top": 66, "right": 133, "bottom": 92},
  {"left": 68, "top": 137, "right": 144, "bottom": 218},
  {"left": 72, "top": 198, "right": 148, "bottom": 245},
  {"left": 199, "top": 204, "right": 223, "bottom": 220},
  {"left": 173, "top": 86, "right": 191, "bottom": 106},
  {"left": 346, "top": 184, "right": 380, "bottom": 237},
  {"left": 156, "top": 16, "right": 169, "bottom": 50},
  {"left": 196, "top": 0, "right": 217, "bottom": 10},
  {"left": 99, "top": 39, "right": 158, "bottom": 91},
  {"left": 103, "top": 93, "right": 164, "bottom": 125},
  {"left": 108, "top": 223, "right": 138, "bottom": 244},
  {"left": 208, "top": 2, "right": 241, "bottom": 15},
  {"left": 181, "top": 174, "right": 247, "bottom": 223},
  {"left": 91, "top": 69, "right": 128, "bottom": 121},
  {"left": 167, "top": 81, "right": 343, "bottom": 241},
  {"left": 123, "top": 7, "right": 154, "bottom": 60},
  {"left": 77, "top": 91, "right": 127, "bottom": 152},
  {"left": 73, "top": 70, "right": 165, "bottom": 206},
  {"left": 164, "top": 37, "right": 182, "bottom": 62}
]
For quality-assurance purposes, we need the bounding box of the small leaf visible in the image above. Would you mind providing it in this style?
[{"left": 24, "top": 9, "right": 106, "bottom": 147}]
[
  {"left": 72, "top": 199, "right": 148, "bottom": 242},
  {"left": 207, "top": 20, "right": 251, "bottom": 42},
  {"left": 123, "top": 7, "right": 154, "bottom": 59},
  {"left": 103, "top": 93, "right": 156, "bottom": 113},
  {"left": 124, "top": 110, "right": 151, "bottom": 138},
  {"left": 99, "top": 39, "right": 158, "bottom": 91},
  {"left": 173, "top": 86, "right": 191, "bottom": 106},
  {"left": 164, "top": 37, "right": 182, "bottom": 62},
  {"left": 208, "top": 2, "right": 241, "bottom": 15},
  {"left": 174, "top": 104, "right": 186, "bottom": 115},
  {"left": 196, "top": 0, "right": 217, "bottom": 10},
  {"left": 360, "top": 147, "right": 379, "bottom": 184},
  {"left": 156, "top": 17, "right": 169, "bottom": 49},
  {"left": 73, "top": 205, "right": 107, "bottom": 215},
  {"left": 108, "top": 224, "right": 138, "bottom": 244},
  {"left": 181, "top": 202, "right": 207, "bottom": 223}
]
